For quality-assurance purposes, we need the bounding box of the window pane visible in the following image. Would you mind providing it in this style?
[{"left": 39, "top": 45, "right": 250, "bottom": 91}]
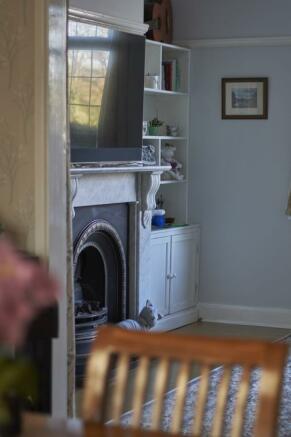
[
  {"left": 76, "top": 22, "right": 97, "bottom": 37},
  {"left": 96, "top": 26, "right": 109, "bottom": 38},
  {"left": 68, "top": 20, "right": 77, "bottom": 36},
  {"left": 92, "top": 51, "right": 109, "bottom": 77},
  {"left": 70, "top": 78, "right": 91, "bottom": 105},
  {"left": 68, "top": 51, "right": 74, "bottom": 77},
  {"left": 70, "top": 105, "right": 89, "bottom": 127},
  {"left": 72, "top": 51, "right": 92, "bottom": 77},
  {"left": 90, "top": 107, "right": 101, "bottom": 128},
  {"left": 90, "top": 78, "right": 105, "bottom": 106}
]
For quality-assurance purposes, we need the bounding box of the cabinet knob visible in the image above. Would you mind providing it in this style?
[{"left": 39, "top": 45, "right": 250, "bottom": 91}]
[{"left": 167, "top": 273, "right": 177, "bottom": 280}]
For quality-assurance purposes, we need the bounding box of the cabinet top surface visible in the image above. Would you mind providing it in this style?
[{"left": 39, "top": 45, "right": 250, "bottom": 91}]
[{"left": 151, "top": 224, "right": 200, "bottom": 237}]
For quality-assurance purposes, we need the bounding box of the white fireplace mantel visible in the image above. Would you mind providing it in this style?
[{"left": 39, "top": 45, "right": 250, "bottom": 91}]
[
  {"left": 70, "top": 165, "right": 169, "bottom": 226},
  {"left": 70, "top": 164, "right": 170, "bottom": 318}
]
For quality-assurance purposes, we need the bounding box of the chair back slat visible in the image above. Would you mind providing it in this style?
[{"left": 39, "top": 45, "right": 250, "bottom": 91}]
[
  {"left": 211, "top": 365, "right": 232, "bottom": 437},
  {"left": 111, "top": 353, "right": 130, "bottom": 424},
  {"left": 171, "top": 361, "right": 191, "bottom": 434},
  {"left": 192, "top": 364, "right": 210, "bottom": 436},
  {"left": 83, "top": 350, "right": 111, "bottom": 422},
  {"left": 231, "top": 366, "right": 251, "bottom": 437},
  {"left": 254, "top": 346, "right": 287, "bottom": 437},
  {"left": 131, "top": 356, "right": 150, "bottom": 428},
  {"left": 83, "top": 326, "right": 288, "bottom": 437},
  {"left": 151, "top": 358, "right": 170, "bottom": 430}
]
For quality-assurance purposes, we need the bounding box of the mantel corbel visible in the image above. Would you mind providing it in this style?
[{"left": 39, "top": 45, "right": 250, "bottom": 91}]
[
  {"left": 140, "top": 171, "right": 163, "bottom": 228},
  {"left": 70, "top": 175, "right": 82, "bottom": 218}
]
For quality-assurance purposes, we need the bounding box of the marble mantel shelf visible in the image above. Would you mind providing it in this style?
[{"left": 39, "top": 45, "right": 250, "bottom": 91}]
[
  {"left": 70, "top": 165, "right": 170, "bottom": 177},
  {"left": 70, "top": 164, "right": 171, "bottom": 228}
]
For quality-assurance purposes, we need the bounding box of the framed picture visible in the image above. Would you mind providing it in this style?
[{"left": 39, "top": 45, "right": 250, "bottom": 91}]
[{"left": 222, "top": 77, "right": 268, "bottom": 119}]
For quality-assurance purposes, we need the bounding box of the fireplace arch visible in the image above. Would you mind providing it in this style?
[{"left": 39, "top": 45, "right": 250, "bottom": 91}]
[
  {"left": 74, "top": 219, "right": 127, "bottom": 320},
  {"left": 73, "top": 219, "right": 127, "bottom": 383}
]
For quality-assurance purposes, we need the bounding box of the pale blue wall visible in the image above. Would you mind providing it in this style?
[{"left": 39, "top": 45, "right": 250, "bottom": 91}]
[
  {"left": 171, "top": 1, "right": 291, "bottom": 309},
  {"left": 189, "top": 46, "right": 291, "bottom": 308},
  {"left": 172, "top": 0, "right": 291, "bottom": 40}
]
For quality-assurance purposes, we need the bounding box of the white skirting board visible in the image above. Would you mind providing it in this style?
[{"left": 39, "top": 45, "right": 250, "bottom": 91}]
[
  {"left": 199, "top": 303, "right": 291, "bottom": 329},
  {"left": 153, "top": 307, "right": 199, "bottom": 332}
]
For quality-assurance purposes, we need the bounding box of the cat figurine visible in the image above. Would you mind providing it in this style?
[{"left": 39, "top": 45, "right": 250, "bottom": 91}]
[{"left": 117, "top": 300, "right": 162, "bottom": 330}]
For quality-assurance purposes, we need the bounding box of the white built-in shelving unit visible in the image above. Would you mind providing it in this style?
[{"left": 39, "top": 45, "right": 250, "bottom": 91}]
[
  {"left": 144, "top": 40, "right": 200, "bottom": 331},
  {"left": 143, "top": 39, "right": 191, "bottom": 226}
]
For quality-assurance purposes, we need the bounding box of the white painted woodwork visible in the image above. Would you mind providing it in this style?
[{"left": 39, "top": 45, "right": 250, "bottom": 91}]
[
  {"left": 143, "top": 41, "right": 191, "bottom": 226},
  {"left": 170, "top": 232, "right": 198, "bottom": 313},
  {"left": 46, "top": 0, "right": 68, "bottom": 417},
  {"left": 69, "top": 0, "right": 144, "bottom": 27},
  {"left": 149, "top": 236, "right": 171, "bottom": 316},
  {"left": 150, "top": 225, "right": 200, "bottom": 329},
  {"left": 68, "top": 6, "right": 147, "bottom": 36},
  {"left": 199, "top": 303, "right": 291, "bottom": 329}
]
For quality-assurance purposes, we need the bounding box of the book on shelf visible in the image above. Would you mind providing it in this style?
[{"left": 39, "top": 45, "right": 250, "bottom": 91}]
[{"left": 162, "top": 59, "right": 180, "bottom": 92}]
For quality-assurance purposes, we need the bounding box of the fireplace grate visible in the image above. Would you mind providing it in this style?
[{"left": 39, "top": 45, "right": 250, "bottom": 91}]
[{"left": 75, "top": 304, "right": 108, "bottom": 385}]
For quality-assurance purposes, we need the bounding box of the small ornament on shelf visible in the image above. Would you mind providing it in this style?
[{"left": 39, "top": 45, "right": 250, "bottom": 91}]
[
  {"left": 161, "top": 143, "right": 184, "bottom": 181},
  {"left": 144, "top": 73, "right": 160, "bottom": 89},
  {"left": 142, "top": 144, "right": 156, "bottom": 166},
  {"left": 152, "top": 209, "right": 166, "bottom": 227},
  {"left": 143, "top": 121, "right": 149, "bottom": 136},
  {"left": 166, "top": 124, "right": 180, "bottom": 137},
  {"left": 148, "top": 117, "right": 165, "bottom": 136}
]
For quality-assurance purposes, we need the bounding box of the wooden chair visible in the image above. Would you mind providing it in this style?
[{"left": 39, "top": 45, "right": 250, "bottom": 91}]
[{"left": 82, "top": 326, "right": 288, "bottom": 437}]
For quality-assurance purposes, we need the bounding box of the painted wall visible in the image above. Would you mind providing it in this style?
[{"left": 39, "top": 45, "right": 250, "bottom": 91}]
[
  {"left": 0, "top": 0, "right": 35, "bottom": 249},
  {"left": 69, "top": 0, "right": 144, "bottom": 24},
  {"left": 172, "top": 0, "right": 291, "bottom": 40},
  {"left": 171, "top": 2, "right": 291, "bottom": 313},
  {"left": 190, "top": 46, "right": 291, "bottom": 309}
]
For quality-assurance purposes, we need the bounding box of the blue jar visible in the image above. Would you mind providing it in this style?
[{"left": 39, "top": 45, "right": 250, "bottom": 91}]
[{"left": 152, "top": 214, "right": 165, "bottom": 227}]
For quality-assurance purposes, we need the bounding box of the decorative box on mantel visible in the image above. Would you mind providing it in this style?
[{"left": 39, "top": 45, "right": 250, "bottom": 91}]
[{"left": 70, "top": 165, "right": 170, "bottom": 321}]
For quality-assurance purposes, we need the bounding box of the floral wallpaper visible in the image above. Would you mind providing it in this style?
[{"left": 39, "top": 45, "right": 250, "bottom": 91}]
[{"left": 0, "top": 0, "right": 35, "bottom": 250}]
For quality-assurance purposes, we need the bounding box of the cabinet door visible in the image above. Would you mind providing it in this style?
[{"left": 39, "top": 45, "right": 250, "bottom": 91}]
[
  {"left": 170, "top": 232, "right": 199, "bottom": 313},
  {"left": 149, "top": 236, "right": 171, "bottom": 316}
]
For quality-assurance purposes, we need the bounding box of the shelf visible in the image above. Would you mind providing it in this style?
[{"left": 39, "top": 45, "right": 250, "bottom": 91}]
[
  {"left": 143, "top": 136, "right": 187, "bottom": 140},
  {"left": 146, "top": 39, "right": 190, "bottom": 53},
  {"left": 160, "top": 179, "right": 187, "bottom": 185},
  {"left": 144, "top": 88, "right": 188, "bottom": 97},
  {"left": 144, "top": 39, "right": 190, "bottom": 225}
]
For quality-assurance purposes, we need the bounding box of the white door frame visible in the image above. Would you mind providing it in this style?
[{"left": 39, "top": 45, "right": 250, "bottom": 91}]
[{"left": 34, "top": 0, "right": 68, "bottom": 417}]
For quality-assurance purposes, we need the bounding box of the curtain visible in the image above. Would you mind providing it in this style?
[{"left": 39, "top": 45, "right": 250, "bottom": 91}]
[{"left": 98, "top": 31, "right": 128, "bottom": 149}]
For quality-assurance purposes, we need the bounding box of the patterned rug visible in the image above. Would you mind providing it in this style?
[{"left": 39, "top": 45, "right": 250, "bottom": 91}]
[{"left": 122, "top": 339, "right": 291, "bottom": 436}]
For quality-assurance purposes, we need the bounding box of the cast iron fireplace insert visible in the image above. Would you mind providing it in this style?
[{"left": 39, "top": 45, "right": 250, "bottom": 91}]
[{"left": 73, "top": 204, "right": 128, "bottom": 385}]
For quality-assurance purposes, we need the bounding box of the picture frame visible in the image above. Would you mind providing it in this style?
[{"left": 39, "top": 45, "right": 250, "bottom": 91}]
[{"left": 222, "top": 77, "right": 268, "bottom": 120}]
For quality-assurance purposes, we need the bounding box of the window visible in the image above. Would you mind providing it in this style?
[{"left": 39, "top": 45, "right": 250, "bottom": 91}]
[{"left": 68, "top": 21, "right": 110, "bottom": 136}]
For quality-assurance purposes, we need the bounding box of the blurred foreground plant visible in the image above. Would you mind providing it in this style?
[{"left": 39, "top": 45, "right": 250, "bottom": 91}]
[{"left": 0, "top": 234, "right": 59, "bottom": 432}]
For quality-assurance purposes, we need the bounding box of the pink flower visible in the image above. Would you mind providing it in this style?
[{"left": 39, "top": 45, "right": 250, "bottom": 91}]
[{"left": 0, "top": 236, "right": 60, "bottom": 346}]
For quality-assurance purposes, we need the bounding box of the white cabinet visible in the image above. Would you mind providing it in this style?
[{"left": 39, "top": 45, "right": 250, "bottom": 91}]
[{"left": 150, "top": 226, "right": 200, "bottom": 331}]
